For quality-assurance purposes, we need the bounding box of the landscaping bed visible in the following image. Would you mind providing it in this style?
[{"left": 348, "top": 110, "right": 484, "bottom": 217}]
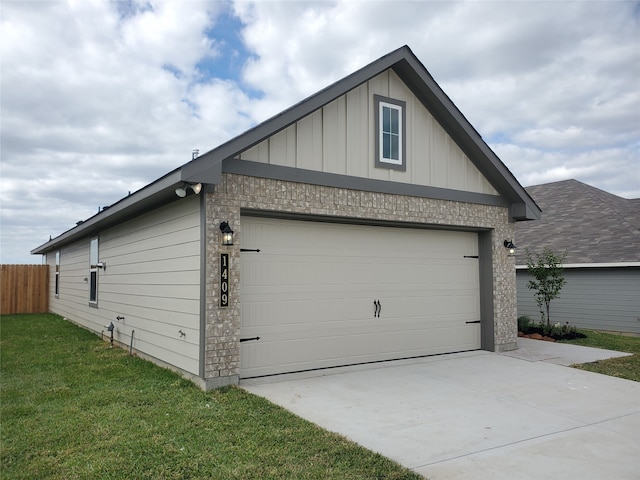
[
  {"left": 517, "top": 315, "right": 639, "bottom": 382},
  {"left": 518, "top": 315, "right": 587, "bottom": 342}
]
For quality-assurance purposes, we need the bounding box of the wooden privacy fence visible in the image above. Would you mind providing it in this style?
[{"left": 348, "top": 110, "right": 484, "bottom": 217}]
[{"left": 0, "top": 265, "right": 49, "bottom": 315}]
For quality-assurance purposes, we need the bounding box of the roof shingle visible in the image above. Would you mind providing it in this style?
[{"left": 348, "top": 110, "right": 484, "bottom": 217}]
[{"left": 515, "top": 179, "right": 639, "bottom": 264}]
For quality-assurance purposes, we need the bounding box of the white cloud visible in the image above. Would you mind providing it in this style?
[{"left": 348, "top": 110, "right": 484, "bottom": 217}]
[
  {"left": 0, "top": 0, "right": 249, "bottom": 263},
  {"left": 1, "top": 0, "right": 638, "bottom": 264},
  {"left": 493, "top": 143, "right": 639, "bottom": 199}
]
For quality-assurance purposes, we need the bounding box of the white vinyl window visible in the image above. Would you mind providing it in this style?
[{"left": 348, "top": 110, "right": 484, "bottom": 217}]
[
  {"left": 89, "top": 238, "right": 98, "bottom": 305},
  {"left": 374, "top": 95, "right": 406, "bottom": 171},
  {"left": 381, "top": 103, "right": 401, "bottom": 163}
]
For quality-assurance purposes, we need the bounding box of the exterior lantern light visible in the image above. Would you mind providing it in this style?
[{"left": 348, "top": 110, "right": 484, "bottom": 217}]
[
  {"left": 220, "top": 221, "right": 234, "bottom": 246},
  {"left": 503, "top": 240, "right": 516, "bottom": 256}
]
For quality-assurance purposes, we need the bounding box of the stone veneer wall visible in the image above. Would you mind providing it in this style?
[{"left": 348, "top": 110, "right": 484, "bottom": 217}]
[{"left": 203, "top": 173, "right": 516, "bottom": 388}]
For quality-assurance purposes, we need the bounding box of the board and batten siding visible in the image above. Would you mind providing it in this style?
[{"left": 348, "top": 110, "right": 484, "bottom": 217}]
[
  {"left": 239, "top": 69, "right": 497, "bottom": 196},
  {"left": 49, "top": 196, "right": 202, "bottom": 375},
  {"left": 516, "top": 267, "right": 640, "bottom": 334}
]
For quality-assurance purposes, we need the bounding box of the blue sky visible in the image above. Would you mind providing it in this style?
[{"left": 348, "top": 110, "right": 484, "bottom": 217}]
[
  {"left": 1, "top": 0, "right": 639, "bottom": 263},
  {"left": 198, "top": 7, "right": 252, "bottom": 82}
]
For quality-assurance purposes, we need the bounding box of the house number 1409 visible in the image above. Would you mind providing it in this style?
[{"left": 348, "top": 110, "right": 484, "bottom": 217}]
[{"left": 220, "top": 253, "right": 229, "bottom": 307}]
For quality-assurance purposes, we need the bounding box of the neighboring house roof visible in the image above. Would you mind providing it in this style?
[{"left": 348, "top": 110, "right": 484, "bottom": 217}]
[
  {"left": 32, "top": 45, "right": 540, "bottom": 255},
  {"left": 515, "top": 179, "right": 640, "bottom": 265}
]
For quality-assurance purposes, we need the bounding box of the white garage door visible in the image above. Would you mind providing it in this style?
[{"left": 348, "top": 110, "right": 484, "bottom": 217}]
[{"left": 240, "top": 216, "right": 481, "bottom": 378}]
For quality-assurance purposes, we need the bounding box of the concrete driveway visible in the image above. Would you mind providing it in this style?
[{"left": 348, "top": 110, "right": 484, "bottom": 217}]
[{"left": 242, "top": 339, "right": 640, "bottom": 479}]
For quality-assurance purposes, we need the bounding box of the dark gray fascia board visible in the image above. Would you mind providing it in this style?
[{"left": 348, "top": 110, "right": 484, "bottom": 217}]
[
  {"left": 510, "top": 202, "right": 542, "bottom": 222},
  {"left": 31, "top": 170, "right": 184, "bottom": 255},
  {"left": 223, "top": 159, "right": 509, "bottom": 208},
  {"left": 184, "top": 154, "right": 224, "bottom": 187},
  {"left": 181, "top": 45, "right": 540, "bottom": 221},
  {"left": 390, "top": 55, "right": 541, "bottom": 220}
]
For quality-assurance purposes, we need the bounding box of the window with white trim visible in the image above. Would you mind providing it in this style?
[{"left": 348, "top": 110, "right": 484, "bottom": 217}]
[
  {"left": 55, "top": 250, "right": 60, "bottom": 297},
  {"left": 89, "top": 238, "right": 98, "bottom": 305},
  {"left": 375, "top": 95, "right": 406, "bottom": 171}
]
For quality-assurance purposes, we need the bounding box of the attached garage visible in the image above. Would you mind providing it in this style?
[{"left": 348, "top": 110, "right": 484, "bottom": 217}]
[
  {"left": 240, "top": 216, "right": 481, "bottom": 378},
  {"left": 33, "top": 46, "right": 541, "bottom": 390}
]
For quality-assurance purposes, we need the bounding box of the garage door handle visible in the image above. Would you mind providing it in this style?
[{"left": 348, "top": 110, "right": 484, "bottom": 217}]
[{"left": 374, "top": 300, "right": 381, "bottom": 317}]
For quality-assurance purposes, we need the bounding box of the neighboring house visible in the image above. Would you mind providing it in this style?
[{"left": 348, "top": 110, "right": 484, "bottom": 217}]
[
  {"left": 515, "top": 179, "right": 640, "bottom": 334},
  {"left": 32, "top": 46, "right": 540, "bottom": 389}
]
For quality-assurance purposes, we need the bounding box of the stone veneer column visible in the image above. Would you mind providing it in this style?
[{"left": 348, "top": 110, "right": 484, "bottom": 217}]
[
  {"left": 492, "top": 222, "right": 518, "bottom": 352},
  {"left": 203, "top": 186, "right": 242, "bottom": 389}
]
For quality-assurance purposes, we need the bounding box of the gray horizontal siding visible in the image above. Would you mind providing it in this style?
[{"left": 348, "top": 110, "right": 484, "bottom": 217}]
[
  {"left": 516, "top": 267, "right": 640, "bottom": 334},
  {"left": 49, "top": 196, "right": 201, "bottom": 375}
]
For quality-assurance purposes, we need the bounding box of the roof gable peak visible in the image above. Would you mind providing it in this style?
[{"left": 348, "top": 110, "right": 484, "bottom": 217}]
[{"left": 180, "top": 46, "right": 539, "bottom": 221}]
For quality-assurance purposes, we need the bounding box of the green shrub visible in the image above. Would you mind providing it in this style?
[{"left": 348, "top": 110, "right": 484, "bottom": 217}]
[
  {"left": 517, "top": 315, "right": 532, "bottom": 332},
  {"left": 519, "top": 318, "right": 585, "bottom": 341}
]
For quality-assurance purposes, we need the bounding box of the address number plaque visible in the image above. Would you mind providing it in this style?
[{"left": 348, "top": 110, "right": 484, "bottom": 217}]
[{"left": 220, "top": 253, "right": 229, "bottom": 307}]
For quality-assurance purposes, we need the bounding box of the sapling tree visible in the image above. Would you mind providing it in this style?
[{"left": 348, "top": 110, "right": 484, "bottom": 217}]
[{"left": 526, "top": 247, "right": 567, "bottom": 326}]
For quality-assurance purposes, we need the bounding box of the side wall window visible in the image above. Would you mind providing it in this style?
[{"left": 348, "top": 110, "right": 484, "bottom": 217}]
[
  {"left": 55, "top": 251, "right": 60, "bottom": 297},
  {"left": 89, "top": 238, "right": 98, "bottom": 305},
  {"left": 374, "top": 95, "right": 406, "bottom": 171}
]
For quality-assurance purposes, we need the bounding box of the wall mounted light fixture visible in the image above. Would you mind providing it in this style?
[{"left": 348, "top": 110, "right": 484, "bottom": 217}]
[
  {"left": 175, "top": 182, "right": 202, "bottom": 198},
  {"left": 503, "top": 240, "right": 516, "bottom": 256},
  {"left": 220, "top": 221, "right": 234, "bottom": 246}
]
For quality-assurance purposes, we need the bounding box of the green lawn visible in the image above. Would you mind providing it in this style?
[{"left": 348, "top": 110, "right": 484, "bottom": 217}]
[
  {"left": 0, "top": 313, "right": 422, "bottom": 480},
  {"left": 560, "top": 330, "right": 640, "bottom": 382}
]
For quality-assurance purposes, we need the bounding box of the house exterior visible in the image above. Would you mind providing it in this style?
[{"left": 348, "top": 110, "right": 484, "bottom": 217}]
[
  {"left": 32, "top": 46, "right": 541, "bottom": 389},
  {"left": 515, "top": 179, "right": 640, "bottom": 334}
]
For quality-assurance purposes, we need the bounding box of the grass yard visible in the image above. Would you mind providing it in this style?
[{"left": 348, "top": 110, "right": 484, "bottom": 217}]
[
  {"left": 0, "top": 313, "right": 422, "bottom": 480},
  {"left": 560, "top": 330, "right": 640, "bottom": 382}
]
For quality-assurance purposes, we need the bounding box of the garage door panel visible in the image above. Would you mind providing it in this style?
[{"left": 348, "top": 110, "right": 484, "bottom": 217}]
[
  {"left": 240, "top": 217, "right": 481, "bottom": 378},
  {"left": 425, "top": 296, "right": 478, "bottom": 317},
  {"left": 243, "top": 297, "right": 479, "bottom": 338},
  {"left": 428, "top": 324, "right": 480, "bottom": 350},
  {"left": 387, "top": 290, "right": 478, "bottom": 313},
  {"left": 243, "top": 323, "right": 480, "bottom": 377}
]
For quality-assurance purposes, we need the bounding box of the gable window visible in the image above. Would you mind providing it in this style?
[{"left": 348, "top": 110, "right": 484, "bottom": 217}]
[
  {"left": 55, "top": 251, "right": 60, "bottom": 298},
  {"left": 375, "top": 95, "right": 406, "bottom": 171},
  {"left": 89, "top": 238, "right": 98, "bottom": 305}
]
